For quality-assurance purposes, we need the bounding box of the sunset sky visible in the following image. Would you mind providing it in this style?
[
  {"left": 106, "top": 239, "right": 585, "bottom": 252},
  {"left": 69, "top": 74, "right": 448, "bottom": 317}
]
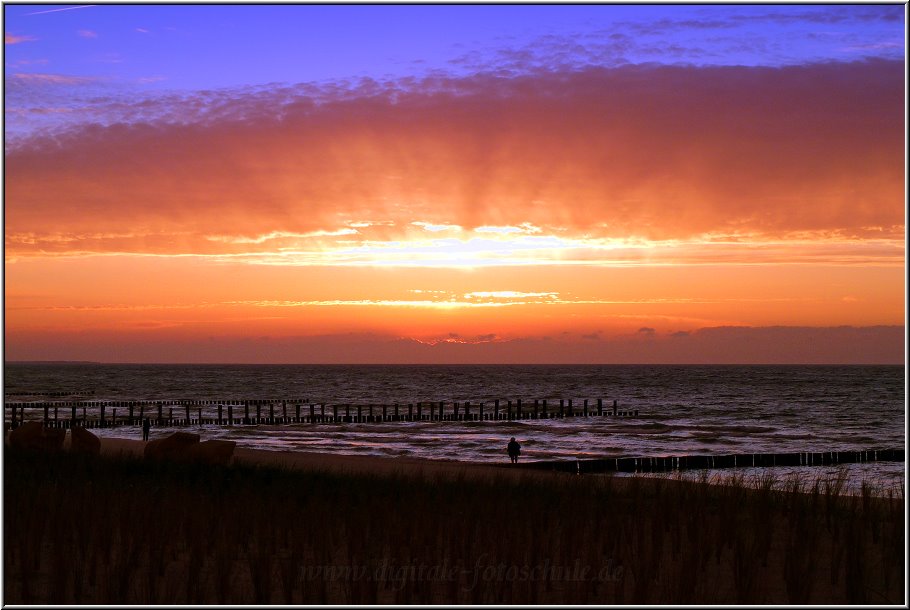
[{"left": 3, "top": 4, "right": 906, "bottom": 364}]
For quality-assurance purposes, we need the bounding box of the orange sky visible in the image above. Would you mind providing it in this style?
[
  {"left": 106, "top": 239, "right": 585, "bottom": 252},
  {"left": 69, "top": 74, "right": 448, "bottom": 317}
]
[{"left": 3, "top": 61, "right": 906, "bottom": 363}]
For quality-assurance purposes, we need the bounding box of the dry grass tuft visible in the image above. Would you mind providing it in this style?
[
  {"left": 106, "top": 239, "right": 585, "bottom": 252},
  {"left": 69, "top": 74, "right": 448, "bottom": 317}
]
[{"left": 3, "top": 448, "right": 904, "bottom": 604}]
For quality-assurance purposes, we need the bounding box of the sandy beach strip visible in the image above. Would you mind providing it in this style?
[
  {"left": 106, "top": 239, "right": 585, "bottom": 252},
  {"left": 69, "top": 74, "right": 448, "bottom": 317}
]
[
  {"left": 98, "top": 435, "right": 563, "bottom": 482},
  {"left": 74, "top": 435, "right": 910, "bottom": 501}
]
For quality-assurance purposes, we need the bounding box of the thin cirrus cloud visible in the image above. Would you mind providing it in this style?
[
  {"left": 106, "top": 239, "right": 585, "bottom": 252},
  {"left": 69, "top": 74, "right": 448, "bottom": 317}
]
[
  {"left": 4, "top": 59, "right": 904, "bottom": 269},
  {"left": 5, "top": 32, "right": 37, "bottom": 44},
  {"left": 3, "top": 294, "right": 744, "bottom": 313},
  {"left": 412, "top": 221, "right": 463, "bottom": 233},
  {"left": 6, "top": 72, "right": 102, "bottom": 86},
  {"left": 7, "top": 58, "right": 49, "bottom": 66},
  {"left": 24, "top": 5, "right": 96, "bottom": 16}
]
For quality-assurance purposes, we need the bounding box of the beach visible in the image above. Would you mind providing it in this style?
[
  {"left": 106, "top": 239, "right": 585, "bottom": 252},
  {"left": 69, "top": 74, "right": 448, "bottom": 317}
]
[
  {"left": 98, "top": 435, "right": 525, "bottom": 480},
  {"left": 4, "top": 433, "right": 905, "bottom": 604},
  {"left": 5, "top": 363, "right": 904, "bottom": 492}
]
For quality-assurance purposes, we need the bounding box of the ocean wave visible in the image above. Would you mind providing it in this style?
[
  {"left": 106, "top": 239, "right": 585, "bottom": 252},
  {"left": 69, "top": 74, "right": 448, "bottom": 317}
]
[{"left": 6, "top": 363, "right": 903, "bottom": 489}]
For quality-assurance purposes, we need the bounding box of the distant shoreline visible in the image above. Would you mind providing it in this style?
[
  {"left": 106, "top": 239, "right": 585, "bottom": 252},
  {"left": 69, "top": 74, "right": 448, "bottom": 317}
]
[{"left": 5, "top": 361, "right": 904, "bottom": 366}]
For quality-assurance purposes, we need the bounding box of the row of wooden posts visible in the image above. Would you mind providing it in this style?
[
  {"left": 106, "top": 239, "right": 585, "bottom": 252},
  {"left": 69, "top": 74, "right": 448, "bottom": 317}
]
[
  {"left": 5, "top": 398, "right": 636, "bottom": 429},
  {"left": 524, "top": 448, "right": 906, "bottom": 474}
]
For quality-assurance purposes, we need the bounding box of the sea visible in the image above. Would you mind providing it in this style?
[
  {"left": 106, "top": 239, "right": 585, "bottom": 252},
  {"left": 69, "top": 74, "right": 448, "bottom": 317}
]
[{"left": 4, "top": 363, "right": 906, "bottom": 494}]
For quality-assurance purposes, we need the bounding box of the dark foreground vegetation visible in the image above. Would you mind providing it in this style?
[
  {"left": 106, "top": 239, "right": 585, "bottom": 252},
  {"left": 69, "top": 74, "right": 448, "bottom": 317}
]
[{"left": 3, "top": 448, "right": 904, "bottom": 604}]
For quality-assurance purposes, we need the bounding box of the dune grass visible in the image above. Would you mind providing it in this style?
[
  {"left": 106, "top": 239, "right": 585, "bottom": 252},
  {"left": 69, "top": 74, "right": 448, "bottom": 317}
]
[{"left": 3, "top": 448, "right": 904, "bottom": 604}]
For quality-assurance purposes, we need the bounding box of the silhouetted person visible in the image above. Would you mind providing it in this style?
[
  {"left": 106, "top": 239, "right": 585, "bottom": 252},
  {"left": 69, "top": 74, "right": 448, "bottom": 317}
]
[
  {"left": 142, "top": 417, "right": 151, "bottom": 442},
  {"left": 507, "top": 437, "right": 521, "bottom": 464}
]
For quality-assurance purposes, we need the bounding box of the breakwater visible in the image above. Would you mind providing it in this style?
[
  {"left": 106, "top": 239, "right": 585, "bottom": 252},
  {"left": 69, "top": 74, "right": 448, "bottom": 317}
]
[
  {"left": 4, "top": 397, "right": 635, "bottom": 429},
  {"left": 522, "top": 449, "right": 906, "bottom": 474}
]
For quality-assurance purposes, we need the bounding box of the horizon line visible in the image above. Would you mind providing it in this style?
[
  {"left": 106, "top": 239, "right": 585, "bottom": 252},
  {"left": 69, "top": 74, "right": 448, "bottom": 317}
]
[{"left": 4, "top": 361, "right": 905, "bottom": 367}]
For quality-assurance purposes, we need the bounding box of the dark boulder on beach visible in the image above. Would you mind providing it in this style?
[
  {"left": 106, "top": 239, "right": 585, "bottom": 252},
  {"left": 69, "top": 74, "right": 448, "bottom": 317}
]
[
  {"left": 70, "top": 426, "right": 101, "bottom": 456},
  {"left": 144, "top": 431, "right": 200, "bottom": 461},
  {"left": 187, "top": 439, "right": 236, "bottom": 465},
  {"left": 8, "top": 421, "right": 66, "bottom": 452}
]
